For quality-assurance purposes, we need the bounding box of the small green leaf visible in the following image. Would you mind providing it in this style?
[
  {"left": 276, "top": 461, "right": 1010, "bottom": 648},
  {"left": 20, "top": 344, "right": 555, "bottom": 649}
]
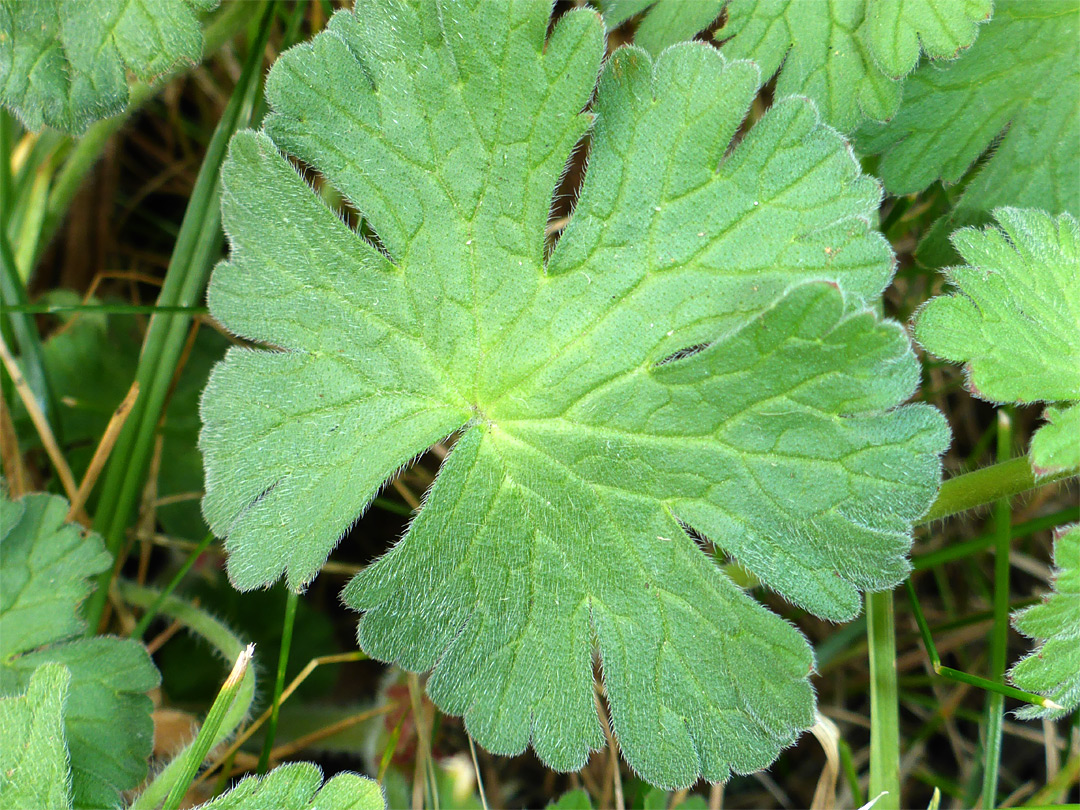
[
  {"left": 0, "top": 662, "right": 73, "bottom": 810},
  {"left": 202, "top": 1, "right": 948, "bottom": 788},
  {"left": 914, "top": 208, "right": 1080, "bottom": 476},
  {"left": 858, "top": 0, "right": 1079, "bottom": 258},
  {"left": 0, "top": 489, "right": 160, "bottom": 808},
  {"left": 1029, "top": 405, "right": 1080, "bottom": 476},
  {"left": 1009, "top": 524, "right": 1080, "bottom": 719},
  {"left": 547, "top": 788, "right": 593, "bottom": 810},
  {"left": 194, "top": 763, "right": 384, "bottom": 810},
  {"left": 0, "top": 0, "right": 219, "bottom": 133}
]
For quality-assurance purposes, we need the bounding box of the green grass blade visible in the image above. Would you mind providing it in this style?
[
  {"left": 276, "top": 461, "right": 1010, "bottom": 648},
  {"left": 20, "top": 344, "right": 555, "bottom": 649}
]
[
  {"left": 120, "top": 580, "right": 258, "bottom": 810},
  {"left": 904, "top": 580, "right": 1058, "bottom": 711},
  {"left": 129, "top": 532, "right": 215, "bottom": 641},
  {"left": 161, "top": 644, "right": 256, "bottom": 810},
  {"left": 84, "top": 1, "right": 275, "bottom": 631},
  {"left": 913, "top": 506, "right": 1079, "bottom": 570},
  {"left": 2, "top": 303, "right": 208, "bottom": 315},
  {"left": 256, "top": 588, "right": 299, "bottom": 775},
  {"left": 867, "top": 589, "right": 901, "bottom": 810},
  {"left": 981, "top": 411, "right": 1013, "bottom": 809},
  {"left": 0, "top": 112, "right": 55, "bottom": 430}
]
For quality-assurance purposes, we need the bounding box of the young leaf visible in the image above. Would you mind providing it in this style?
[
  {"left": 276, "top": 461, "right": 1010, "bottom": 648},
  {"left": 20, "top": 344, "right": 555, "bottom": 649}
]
[
  {"left": 713, "top": 0, "right": 989, "bottom": 132},
  {"left": 858, "top": 0, "right": 1079, "bottom": 260},
  {"left": 1029, "top": 406, "right": 1080, "bottom": 477},
  {"left": 201, "top": 2, "right": 948, "bottom": 788},
  {"left": 914, "top": 208, "right": 1080, "bottom": 476},
  {"left": 547, "top": 788, "right": 593, "bottom": 810},
  {"left": 1009, "top": 524, "right": 1080, "bottom": 718},
  {"left": 0, "top": 489, "right": 160, "bottom": 808},
  {"left": 0, "top": 0, "right": 219, "bottom": 133},
  {"left": 193, "top": 763, "right": 384, "bottom": 810},
  {"left": 0, "top": 662, "right": 73, "bottom": 810}
]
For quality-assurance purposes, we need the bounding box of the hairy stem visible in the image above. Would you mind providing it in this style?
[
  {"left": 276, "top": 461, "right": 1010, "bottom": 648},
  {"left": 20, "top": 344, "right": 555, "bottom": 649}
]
[{"left": 921, "top": 457, "right": 1076, "bottom": 525}]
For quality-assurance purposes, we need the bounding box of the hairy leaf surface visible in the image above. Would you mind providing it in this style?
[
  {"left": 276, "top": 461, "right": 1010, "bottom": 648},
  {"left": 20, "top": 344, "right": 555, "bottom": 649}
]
[
  {"left": 0, "top": 663, "right": 72, "bottom": 810},
  {"left": 202, "top": 1, "right": 947, "bottom": 787},
  {"left": 0, "top": 0, "right": 218, "bottom": 132},
  {"left": 915, "top": 208, "right": 1080, "bottom": 476},
  {"left": 858, "top": 0, "right": 1079, "bottom": 259},
  {"left": 195, "top": 762, "right": 384, "bottom": 810},
  {"left": 1009, "top": 524, "right": 1080, "bottom": 718},
  {"left": 0, "top": 489, "right": 160, "bottom": 808}
]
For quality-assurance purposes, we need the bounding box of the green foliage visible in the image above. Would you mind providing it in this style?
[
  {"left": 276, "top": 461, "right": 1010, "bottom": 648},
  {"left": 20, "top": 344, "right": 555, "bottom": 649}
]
[
  {"left": 202, "top": 0, "right": 947, "bottom": 788},
  {"left": 714, "top": 0, "right": 988, "bottom": 132},
  {"left": 0, "top": 489, "right": 160, "bottom": 808},
  {"left": 915, "top": 208, "right": 1080, "bottom": 721},
  {"left": 0, "top": 663, "right": 73, "bottom": 810},
  {"left": 644, "top": 788, "right": 707, "bottom": 810},
  {"left": 0, "top": 0, "right": 219, "bottom": 132},
  {"left": 11, "top": 299, "right": 227, "bottom": 539},
  {"left": 914, "top": 208, "right": 1080, "bottom": 476},
  {"left": 858, "top": 0, "right": 1079, "bottom": 260},
  {"left": 1009, "top": 524, "right": 1080, "bottom": 719},
  {"left": 547, "top": 788, "right": 593, "bottom": 810},
  {"left": 194, "top": 763, "right": 384, "bottom": 810}
]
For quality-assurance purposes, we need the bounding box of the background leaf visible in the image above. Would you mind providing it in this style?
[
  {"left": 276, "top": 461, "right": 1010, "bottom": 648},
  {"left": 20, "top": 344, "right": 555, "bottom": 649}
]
[
  {"left": 203, "top": 0, "right": 948, "bottom": 789},
  {"left": 0, "top": 489, "right": 160, "bottom": 808},
  {"left": 864, "top": 0, "right": 991, "bottom": 78},
  {"left": 857, "top": 0, "right": 1079, "bottom": 263},
  {"left": 714, "top": 0, "right": 988, "bottom": 132},
  {"left": 596, "top": 0, "right": 725, "bottom": 56},
  {"left": 596, "top": 0, "right": 989, "bottom": 93},
  {"left": 0, "top": 0, "right": 219, "bottom": 132}
]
